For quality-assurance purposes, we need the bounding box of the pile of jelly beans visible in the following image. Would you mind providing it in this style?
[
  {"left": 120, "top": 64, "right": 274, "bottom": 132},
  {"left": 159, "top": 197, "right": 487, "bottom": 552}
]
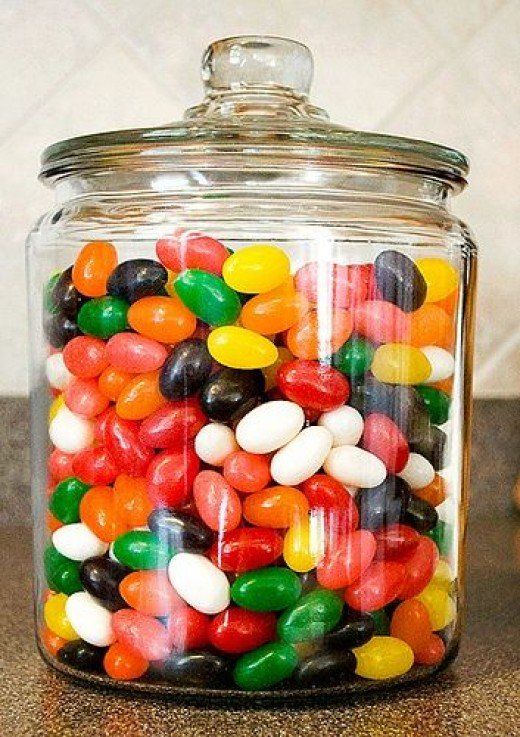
[{"left": 41, "top": 231, "right": 458, "bottom": 691}]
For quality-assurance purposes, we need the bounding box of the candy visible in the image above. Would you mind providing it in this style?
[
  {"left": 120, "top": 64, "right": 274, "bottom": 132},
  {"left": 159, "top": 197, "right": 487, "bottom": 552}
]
[
  {"left": 344, "top": 561, "right": 406, "bottom": 611},
  {"left": 398, "top": 452, "right": 435, "bottom": 489},
  {"left": 107, "top": 258, "right": 168, "bottom": 303},
  {"left": 243, "top": 486, "right": 308, "bottom": 529},
  {"left": 63, "top": 336, "right": 109, "bottom": 378},
  {"left": 138, "top": 399, "right": 206, "bottom": 449},
  {"left": 77, "top": 296, "right": 129, "bottom": 339},
  {"left": 409, "top": 304, "right": 454, "bottom": 349},
  {"left": 52, "top": 522, "right": 109, "bottom": 561},
  {"left": 416, "top": 385, "right": 451, "bottom": 425},
  {"left": 270, "top": 426, "right": 333, "bottom": 486},
  {"left": 166, "top": 606, "right": 210, "bottom": 650},
  {"left": 156, "top": 230, "right": 229, "bottom": 275},
  {"left": 200, "top": 368, "right": 265, "bottom": 423},
  {"left": 207, "top": 326, "right": 278, "bottom": 369},
  {"left": 353, "top": 300, "right": 410, "bottom": 344},
  {"left": 409, "top": 425, "right": 447, "bottom": 470},
  {"left": 64, "top": 377, "right": 110, "bottom": 418},
  {"left": 293, "top": 650, "right": 357, "bottom": 686},
  {"left": 283, "top": 515, "right": 324, "bottom": 573},
  {"left": 44, "top": 546, "right": 82, "bottom": 595},
  {"left": 80, "top": 485, "right": 127, "bottom": 542},
  {"left": 72, "top": 241, "right": 118, "bottom": 297},
  {"left": 57, "top": 640, "right": 106, "bottom": 673},
  {"left": 277, "top": 589, "right": 343, "bottom": 643},
  {"left": 112, "top": 530, "right": 172, "bottom": 570},
  {"left": 374, "top": 250, "right": 426, "bottom": 313},
  {"left": 317, "top": 530, "right": 376, "bottom": 589},
  {"left": 148, "top": 508, "right": 213, "bottom": 552},
  {"left": 175, "top": 268, "right": 241, "bottom": 326},
  {"left": 397, "top": 536, "right": 439, "bottom": 599},
  {"left": 233, "top": 642, "right": 298, "bottom": 690},
  {"left": 324, "top": 445, "right": 387, "bottom": 488},
  {"left": 415, "top": 258, "right": 459, "bottom": 302},
  {"left": 146, "top": 447, "right": 199, "bottom": 507},
  {"left": 356, "top": 476, "right": 410, "bottom": 530},
  {"left": 46, "top": 353, "right": 72, "bottom": 390},
  {"left": 116, "top": 370, "right": 167, "bottom": 420},
  {"left": 350, "top": 377, "right": 428, "bottom": 435},
  {"left": 240, "top": 279, "right": 308, "bottom": 334},
  {"left": 49, "top": 406, "right": 94, "bottom": 454},
  {"left": 322, "top": 611, "right": 375, "bottom": 649},
  {"left": 317, "top": 405, "right": 364, "bottom": 447},
  {"left": 231, "top": 567, "right": 301, "bottom": 611},
  {"left": 104, "top": 642, "right": 149, "bottom": 681},
  {"left": 286, "top": 309, "right": 353, "bottom": 361},
  {"left": 294, "top": 262, "right": 371, "bottom": 308},
  {"left": 209, "top": 608, "right": 277, "bottom": 654},
  {"left": 168, "top": 552, "right": 230, "bottom": 614},
  {"left": 223, "top": 244, "right": 290, "bottom": 294},
  {"left": 106, "top": 333, "right": 167, "bottom": 373},
  {"left": 44, "top": 312, "right": 82, "bottom": 349},
  {"left": 48, "top": 477, "right": 90, "bottom": 525},
  {"left": 104, "top": 411, "right": 153, "bottom": 477},
  {"left": 161, "top": 651, "right": 230, "bottom": 687},
  {"left": 362, "top": 413, "right": 409, "bottom": 474},
  {"left": 72, "top": 446, "right": 118, "bottom": 486},
  {"left": 50, "top": 266, "right": 87, "bottom": 317},
  {"left": 235, "top": 400, "right": 305, "bottom": 454},
  {"left": 371, "top": 343, "right": 431, "bottom": 385},
  {"left": 331, "top": 336, "right": 375, "bottom": 379},
  {"left": 209, "top": 528, "right": 283, "bottom": 572},
  {"left": 301, "top": 474, "right": 358, "bottom": 517},
  {"left": 193, "top": 470, "right": 242, "bottom": 531},
  {"left": 222, "top": 451, "right": 271, "bottom": 494},
  {"left": 112, "top": 609, "right": 170, "bottom": 660},
  {"left": 113, "top": 475, "right": 153, "bottom": 528},
  {"left": 79, "top": 556, "right": 129, "bottom": 611},
  {"left": 277, "top": 359, "right": 350, "bottom": 412},
  {"left": 98, "top": 365, "right": 131, "bottom": 401},
  {"left": 432, "top": 559, "right": 454, "bottom": 593},
  {"left": 421, "top": 346, "right": 455, "bottom": 383},
  {"left": 404, "top": 495, "right": 439, "bottom": 533},
  {"left": 44, "top": 593, "right": 78, "bottom": 640},
  {"left": 159, "top": 338, "right": 212, "bottom": 400},
  {"left": 415, "top": 582, "right": 456, "bottom": 630},
  {"left": 194, "top": 422, "right": 238, "bottom": 465},
  {"left": 65, "top": 591, "right": 115, "bottom": 647},
  {"left": 119, "top": 570, "right": 182, "bottom": 616},
  {"left": 373, "top": 524, "right": 420, "bottom": 560},
  {"left": 127, "top": 295, "right": 196, "bottom": 343},
  {"left": 390, "top": 599, "right": 432, "bottom": 654},
  {"left": 354, "top": 636, "right": 414, "bottom": 680},
  {"left": 414, "top": 633, "right": 446, "bottom": 666}
]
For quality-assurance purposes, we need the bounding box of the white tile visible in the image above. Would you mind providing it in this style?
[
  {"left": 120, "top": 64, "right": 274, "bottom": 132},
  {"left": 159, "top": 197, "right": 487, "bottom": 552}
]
[
  {"left": 408, "top": 0, "right": 507, "bottom": 46},
  {"left": 474, "top": 330, "right": 520, "bottom": 397}
]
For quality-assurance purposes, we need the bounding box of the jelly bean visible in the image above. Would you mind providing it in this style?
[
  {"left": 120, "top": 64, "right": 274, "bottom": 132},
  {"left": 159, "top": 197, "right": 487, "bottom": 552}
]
[
  {"left": 371, "top": 343, "right": 431, "bottom": 385},
  {"left": 240, "top": 279, "right": 308, "bottom": 335},
  {"left": 64, "top": 377, "right": 110, "bottom": 418},
  {"left": 156, "top": 230, "right": 229, "bottom": 276},
  {"left": 47, "top": 510, "right": 63, "bottom": 533},
  {"left": 409, "top": 425, "right": 447, "bottom": 470},
  {"left": 162, "top": 651, "right": 230, "bottom": 687},
  {"left": 49, "top": 406, "right": 94, "bottom": 454},
  {"left": 79, "top": 556, "right": 129, "bottom": 611},
  {"left": 202, "top": 370, "right": 265, "bottom": 426},
  {"left": 44, "top": 545, "right": 82, "bottom": 595},
  {"left": 146, "top": 447, "right": 199, "bottom": 507},
  {"left": 362, "top": 412, "right": 409, "bottom": 474},
  {"left": 415, "top": 258, "right": 459, "bottom": 302},
  {"left": 414, "top": 633, "right": 446, "bottom": 666},
  {"left": 112, "top": 530, "right": 172, "bottom": 570},
  {"left": 159, "top": 338, "right": 212, "bottom": 400},
  {"left": 432, "top": 559, "right": 454, "bottom": 593},
  {"left": 295, "top": 261, "right": 372, "bottom": 308},
  {"left": 50, "top": 266, "right": 87, "bottom": 317},
  {"left": 119, "top": 570, "right": 182, "bottom": 616},
  {"left": 323, "top": 610, "right": 375, "bottom": 649},
  {"left": 390, "top": 599, "right": 432, "bottom": 654},
  {"left": 46, "top": 352, "right": 73, "bottom": 390},
  {"left": 373, "top": 524, "right": 420, "bottom": 560},
  {"left": 65, "top": 591, "right": 115, "bottom": 647},
  {"left": 223, "top": 244, "right": 290, "bottom": 294},
  {"left": 370, "top": 608, "right": 391, "bottom": 635},
  {"left": 77, "top": 296, "right": 129, "bottom": 339},
  {"left": 398, "top": 452, "right": 435, "bottom": 489},
  {"left": 168, "top": 552, "right": 230, "bottom": 614},
  {"left": 48, "top": 477, "right": 90, "bottom": 524},
  {"left": 344, "top": 561, "right": 406, "bottom": 611},
  {"left": 48, "top": 394, "right": 65, "bottom": 424},
  {"left": 102, "top": 412, "right": 152, "bottom": 477},
  {"left": 43, "top": 272, "right": 61, "bottom": 314},
  {"left": 354, "top": 636, "right": 414, "bottom": 680},
  {"left": 374, "top": 249, "right": 427, "bottom": 313},
  {"left": 165, "top": 605, "right": 210, "bottom": 650},
  {"left": 139, "top": 398, "right": 206, "bottom": 449},
  {"left": 317, "top": 530, "right": 376, "bottom": 589},
  {"left": 194, "top": 422, "right": 238, "bottom": 466},
  {"left": 116, "top": 370, "right": 167, "bottom": 420},
  {"left": 293, "top": 650, "right": 357, "bottom": 687},
  {"left": 193, "top": 470, "right": 242, "bottom": 532},
  {"left": 286, "top": 309, "right": 353, "bottom": 361},
  {"left": 350, "top": 377, "right": 428, "bottom": 436},
  {"left": 317, "top": 406, "right": 364, "bottom": 448},
  {"left": 222, "top": 451, "right": 271, "bottom": 494},
  {"left": 271, "top": 426, "right": 333, "bottom": 486},
  {"left": 127, "top": 295, "right": 196, "bottom": 343},
  {"left": 106, "top": 333, "right": 167, "bottom": 374},
  {"left": 63, "top": 336, "right": 109, "bottom": 379},
  {"left": 208, "top": 326, "right": 278, "bottom": 369},
  {"left": 40, "top": 625, "right": 67, "bottom": 656},
  {"left": 44, "top": 312, "right": 81, "bottom": 349},
  {"left": 421, "top": 346, "right": 455, "bottom": 383},
  {"left": 53, "top": 522, "right": 109, "bottom": 561},
  {"left": 404, "top": 494, "right": 439, "bottom": 533},
  {"left": 113, "top": 475, "right": 154, "bottom": 528},
  {"left": 57, "top": 640, "right": 107, "bottom": 673},
  {"left": 72, "top": 241, "right": 118, "bottom": 297},
  {"left": 80, "top": 486, "right": 127, "bottom": 543},
  {"left": 416, "top": 385, "right": 451, "bottom": 425},
  {"left": 112, "top": 609, "right": 170, "bottom": 660},
  {"left": 324, "top": 445, "right": 387, "bottom": 489},
  {"left": 278, "top": 360, "right": 349, "bottom": 412},
  {"left": 44, "top": 593, "right": 78, "bottom": 640},
  {"left": 301, "top": 474, "right": 358, "bottom": 520},
  {"left": 356, "top": 476, "right": 410, "bottom": 530},
  {"left": 416, "top": 583, "right": 456, "bottom": 630},
  {"left": 397, "top": 536, "right": 439, "bottom": 599},
  {"left": 278, "top": 589, "right": 343, "bottom": 643},
  {"left": 72, "top": 445, "right": 119, "bottom": 486},
  {"left": 409, "top": 304, "right": 454, "bottom": 349},
  {"left": 283, "top": 515, "right": 324, "bottom": 573},
  {"left": 107, "top": 258, "right": 168, "bottom": 303},
  {"left": 235, "top": 400, "right": 305, "bottom": 454},
  {"left": 210, "top": 528, "right": 283, "bottom": 572},
  {"left": 353, "top": 300, "right": 411, "bottom": 344},
  {"left": 231, "top": 567, "right": 301, "bottom": 611},
  {"left": 174, "top": 268, "right": 241, "bottom": 326},
  {"left": 413, "top": 474, "right": 447, "bottom": 507},
  {"left": 244, "top": 486, "right": 308, "bottom": 530},
  {"left": 98, "top": 365, "right": 131, "bottom": 401},
  {"left": 331, "top": 336, "right": 375, "bottom": 379},
  {"left": 261, "top": 346, "right": 293, "bottom": 391},
  {"left": 233, "top": 642, "right": 298, "bottom": 690},
  {"left": 209, "top": 608, "right": 277, "bottom": 654},
  {"left": 148, "top": 508, "right": 213, "bottom": 552},
  {"left": 104, "top": 642, "right": 149, "bottom": 681}
]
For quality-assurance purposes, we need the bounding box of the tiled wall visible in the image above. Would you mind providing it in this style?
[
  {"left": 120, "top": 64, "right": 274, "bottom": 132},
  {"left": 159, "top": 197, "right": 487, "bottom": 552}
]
[{"left": 2, "top": 0, "right": 519, "bottom": 396}]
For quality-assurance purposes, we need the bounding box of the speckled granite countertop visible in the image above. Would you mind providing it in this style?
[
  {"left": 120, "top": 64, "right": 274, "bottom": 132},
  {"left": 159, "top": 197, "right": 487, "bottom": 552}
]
[{"left": 0, "top": 399, "right": 519, "bottom": 737}]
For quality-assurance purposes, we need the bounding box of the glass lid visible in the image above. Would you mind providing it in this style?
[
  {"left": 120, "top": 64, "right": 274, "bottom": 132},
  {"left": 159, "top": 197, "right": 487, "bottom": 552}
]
[{"left": 41, "top": 36, "right": 468, "bottom": 188}]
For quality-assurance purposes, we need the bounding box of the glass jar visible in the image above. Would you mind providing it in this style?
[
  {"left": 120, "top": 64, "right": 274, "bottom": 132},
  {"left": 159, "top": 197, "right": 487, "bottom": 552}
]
[{"left": 27, "top": 36, "right": 477, "bottom": 700}]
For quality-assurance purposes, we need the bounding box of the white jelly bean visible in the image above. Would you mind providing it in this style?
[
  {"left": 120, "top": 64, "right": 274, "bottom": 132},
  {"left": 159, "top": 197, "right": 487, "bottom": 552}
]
[
  {"left": 236, "top": 400, "right": 305, "bottom": 454},
  {"left": 398, "top": 452, "right": 435, "bottom": 489},
  {"left": 49, "top": 405, "right": 94, "bottom": 454},
  {"left": 421, "top": 346, "right": 455, "bottom": 383},
  {"left": 318, "top": 405, "right": 364, "bottom": 447},
  {"left": 65, "top": 592, "right": 115, "bottom": 647},
  {"left": 324, "top": 445, "right": 387, "bottom": 488},
  {"left": 52, "top": 523, "right": 109, "bottom": 561},
  {"left": 168, "top": 552, "right": 230, "bottom": 614},
  {"left": 270, "top": 426, "right": 333, "bottom": 486},
  {"left": 194, "top": 423, "right": 238, "bottom": 466},
  {"left": 45, "top": 353, "right": 72, "bottom": 391}
]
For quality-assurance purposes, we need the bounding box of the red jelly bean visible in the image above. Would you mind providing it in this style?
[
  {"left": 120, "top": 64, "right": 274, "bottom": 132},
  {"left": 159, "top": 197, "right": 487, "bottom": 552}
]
[
  {"left": 414, "top": 633, "right": 446, "bottom": 665},
  {"left": 317, "top": 529, "right": 376, "bottom": 589},
  {"left": 156, "top": 229, "right": 229, "bottom": 276},
  {"left": 138, "top": 399, "right": 206, "bottom": 449},
  {"left": 166, "top": 605, "right": 210, "bottom": 650},
  {"left": 93, "top": 406, "right": 112, "bottom": 443},
  {"left": 373, "top": 524, "right": 420, "bottom": 560},
  {"left": 103, "top": 410, "right": 153, "bottom": 477},
  {"left": 63, "top": 336, "right": 109, "bottom": 378},
  {"left": 362, "top": 413, "right": 409, "bottom": 474},
  {"left": 112, "top": 609, "right": 171, "bottom": 661},
  {"left": 278, "top": 360, "right": 350, "bottom": 412},
  {"left": 146, "top": 448, "right": 200, "bottom": 508},
  {"left": 301, "top": 474, "right": 358, "bottom": 516},
  {"left": 222, "top": 450, "right": 271, "bottom": 494},
  {"left": 193, "top": 470, "right": 242, "bottom": 532},
  {"left": 353, "top": 300, "right": 411, "bottom": 344},
  {"left": 397, "top": 535, "right": 439, "bottom": 599},
  {"left": 72, "top": 445, "right": 118, "bottom": 486},
  {"left": 208, "top": 607, "right": 277, "bottom": 654},
  {"left": 47, "top": 448, "right": 75, "bottom": 482},
  {"left": 344, "top": 560, "right": 406, "bottom": 611},
  {"left": 294, "top": 262, "right": 371, "bottom": 308},
  {"left": 106, "top": 333, "right": 168, "bottom": 373},
  {"left": 210, "top": 528, "right": 283, "bottom": 572},
  {"left": 64, "top": 377, "right": 110, "bottom": 418}
]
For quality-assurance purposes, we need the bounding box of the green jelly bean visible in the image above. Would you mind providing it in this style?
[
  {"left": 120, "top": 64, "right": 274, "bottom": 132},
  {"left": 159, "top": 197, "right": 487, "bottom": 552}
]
[
  {"left": 416, "top": 385, "right": 451, "bottom": 425},
  {"left": 77, "top": 296, "right": 129, "bottom": 339},
  {"left": 174, "top": 269, "right": 241, "bottom": 327},
  {"left": 43, "top": 272, "right": 60, "bottom": 314},
  {"left": 233, "top": 643, "right": 298, "bottom": 691},
  {"left": 48, "top": 477, "right": 90, "bottom": 524},
  {"left": 44, "top": 546, "right": 82, "bottom": 595},
  {"left": 231, "top": 567, "right": 302, "bottom": 612},
  {"left": 332, "top": 337, "right": 375, "bottom": 378},
  {"left": 112, "top": 530, "right": 173, "bottom": 570},
  {"left": 370, "top": 608, "right": 390, "bottom": 635},
  {"left": 277, "top": 589, "right": 343, "bottom": 643},
  {"left": 426, "top": 520, "right": 453, "bottom": 557}
]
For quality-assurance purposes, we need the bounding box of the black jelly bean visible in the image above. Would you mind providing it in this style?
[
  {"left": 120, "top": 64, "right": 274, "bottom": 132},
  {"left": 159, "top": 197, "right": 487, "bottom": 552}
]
[
  {"left": 148, "top": 508, "right": 213, "bottom": 552},
  {"left": 200, "top": 368, "right": 265, "bottom": 424},
  {"left": 161, "top": 651, "right": 230, "bottom": 687},
  {"left": 409, "top": 425, "right": 447, "bottom": 470},
  {"left": 79, "top": 557, "right": 130, "bottom": 612},
  {"left": 159, "top": 338, "right": 213, "bottom": 400},
  {"left": 107, "top": 259, "right": 168, "bottom": 303},
  {"left": 292, "top": 650, "right": 356, "bottom": 687},
  {"left": 350, "top": 377, "right": 429, "bottom": 436},
  {"left": 323, "top": 610, "right": 375, "bottom": 649},
  {"left": 51, "top": 266, "right": 87, "bottom": 318},
  {"left": 404, "top": 495, "right": 438, "bottom": 533},
  {"left": 357, "top": 476, "right": 411, "bottom": 530},
  {"left": 374, "top": 249, "right": 427, "bottom": 313},
  {"left": 56, "top": 640, "right": 106, "bottom": 673},
  {"left": 44, "top": 312, "right": 82, "bottom": 349}
]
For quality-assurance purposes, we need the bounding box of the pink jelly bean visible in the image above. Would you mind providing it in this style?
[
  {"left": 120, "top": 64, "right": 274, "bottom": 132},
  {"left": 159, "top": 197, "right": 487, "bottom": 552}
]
[
  {"left": 193, "top": 470, "right": 242, "bottom": 532},
  {"left": 106, "top": 333, "right": 168, "bottom": 373},
  {"left": 317, "top": 529, "right": 376, "bottom": 589},
  {"left": 294, "top": 262, "right": 372, "bottom": 308},
  {"left": 113, "top": 609, "right": 171, "bottom": 661},
  {"left": 362, "top": 413, "right": 410, "bottom": 474},
  {"left": 353, "top": 300, "right": 411, "bottom": 344},
  {"left": 156, "top": 229, "right": 229, "bottom": 276},
  {"left": 62, "top": 336, "right": 109, "bottom": 378},
  {"left": 48, "top": 448, "right": 75, "bottom": 481},
  {"left": 344, "top": 560, "right": 406, "bottom": 611},
  {"left": 64, "top": 377, "right": 110, "bottom": 418}
]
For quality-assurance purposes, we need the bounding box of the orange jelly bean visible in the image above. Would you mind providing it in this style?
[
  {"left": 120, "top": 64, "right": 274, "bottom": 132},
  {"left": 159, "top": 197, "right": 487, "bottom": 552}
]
[
  {"left": 98, "top": 365, "right": 132, "bottom": 401},
  {"left": 243, "top": 486, "right": 309, "bottom": 528},
  {"left": 390, "top": 599, "right": 432, "bottom": 654},
  {"left": 79, "top": 485, "right": 127, "bottom": 543},
  {"left": 46, "top": 510, "right": 63, "bottom": 533},
  {"left": 72, "top": 241, "right": 118, "bottom": 297},
  {"left": 413, "top": 474, "right": 447, "bottom": 507},
  {"left": 409, "top": 304, "right": 454, "bottom": 350},
  {"left": 240, "top": 279, "right": 309, "bottom": 335},
  {"left": 435, "top": 289, "right": 458, "bottom": 317},
  {"left": 116, "top": 371, "right": 167, "bottom": 420},
  {"left": 432, "top": 377, "right": 453, "bottom": 394},
  {"left": 119, "top": 570, "right": 183, "bottom": 617},
  {"left": 113, "top": 474, "right": 153, "bottom": 528},
  {"left": 286, "top": 309, "right": 353, "bottom": 360},
  {"left": 40, "top": 624, "right": 67, "bottom": 656},
  {"left": 127, "top": 296, "right": 196, "bottom": 344},
  {"left": 104, "top": 642, "right": 149, "bottom": 681}
]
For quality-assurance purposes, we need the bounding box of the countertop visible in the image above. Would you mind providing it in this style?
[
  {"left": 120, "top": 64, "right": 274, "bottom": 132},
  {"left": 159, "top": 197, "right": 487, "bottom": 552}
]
[{"left": 0, "top": 399, "right": 518, "bottom": 737}]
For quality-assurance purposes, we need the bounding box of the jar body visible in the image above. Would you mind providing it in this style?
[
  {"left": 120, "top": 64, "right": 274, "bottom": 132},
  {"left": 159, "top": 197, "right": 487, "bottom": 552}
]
[{"left": 28, "top": 180, "right": 476, "bottom": 699}]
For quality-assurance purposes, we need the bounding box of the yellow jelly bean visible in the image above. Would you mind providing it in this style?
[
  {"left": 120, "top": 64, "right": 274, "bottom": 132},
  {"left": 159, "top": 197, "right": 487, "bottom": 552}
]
[
  {"left": 283, "top": 515, "right": 324, "bottom": 573},
  {"left": 262, "top": 346, "right": 294, "bottom": 390},
  {"left": 415, "top": 258, "right": 459, "bottom": 303},
  {"left": 223, "top": 244, "right": 290, "bottom": 294},
  {"left": 44, "top": 593, "right": 78, "bottom": 641},
  {"left": 416, "top": 582, "right": 456, "bottom": 630},
  {"left": 48, "top": 394, "right": 65, "bottom": 424},
  {"left": 432, "top": 559, "right": 454, "bottom": 593},
  {"left": 354, "top": 636, "right": 414, "bottom": 680},
  {"left": 164, "top": 270, "right": 178, "bottom": 297},
  {"left": 207, "top": 326, "right": 278, "bottom": 369},
  {"left": 371, "top": 343, "right": 431, "bottom": 385}
]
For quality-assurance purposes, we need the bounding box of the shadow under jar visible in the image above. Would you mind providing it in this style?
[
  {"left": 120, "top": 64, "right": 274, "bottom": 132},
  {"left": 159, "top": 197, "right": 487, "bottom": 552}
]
[{"left": 27, "top": 35, "right": 477, "bottom": 701}]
